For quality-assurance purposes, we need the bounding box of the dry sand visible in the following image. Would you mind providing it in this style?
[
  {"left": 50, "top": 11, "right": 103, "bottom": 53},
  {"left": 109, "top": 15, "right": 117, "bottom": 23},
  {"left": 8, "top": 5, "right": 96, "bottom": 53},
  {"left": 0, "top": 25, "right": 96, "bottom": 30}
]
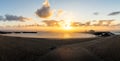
[
  {"left": 0, "top": 35, "right": 120, "bottom": 61},
  {"left": 39, "top": 35, "right": 120, "bottom": 61},
  {"left": 0, "top": 35, "right": 97, "bottom": 61}
]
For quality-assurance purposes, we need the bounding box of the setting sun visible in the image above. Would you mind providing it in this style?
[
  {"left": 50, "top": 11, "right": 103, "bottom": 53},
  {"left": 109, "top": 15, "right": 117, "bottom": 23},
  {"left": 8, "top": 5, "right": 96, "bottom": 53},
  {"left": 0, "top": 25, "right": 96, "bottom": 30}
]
[
  {"left": 63, "top": 25, "right": 72, "bottom": 30},
  {"left": 60, "top": 19, "right": 72, "bottom": 30}
]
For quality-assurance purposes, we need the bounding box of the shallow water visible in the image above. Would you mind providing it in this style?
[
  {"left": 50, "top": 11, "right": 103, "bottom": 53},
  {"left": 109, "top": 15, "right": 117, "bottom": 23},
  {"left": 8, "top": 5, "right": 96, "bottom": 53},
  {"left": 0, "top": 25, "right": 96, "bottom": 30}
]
[{"left": 0, "top": 32, "right": 96, "bottom": 39}]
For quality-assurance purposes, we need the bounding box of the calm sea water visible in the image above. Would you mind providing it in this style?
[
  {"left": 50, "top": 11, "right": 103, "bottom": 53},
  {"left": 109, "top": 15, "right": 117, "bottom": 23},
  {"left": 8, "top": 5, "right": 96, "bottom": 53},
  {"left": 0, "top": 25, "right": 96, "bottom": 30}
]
[{"left": 1, "top": 32, "right": 96, "bottom": 39}]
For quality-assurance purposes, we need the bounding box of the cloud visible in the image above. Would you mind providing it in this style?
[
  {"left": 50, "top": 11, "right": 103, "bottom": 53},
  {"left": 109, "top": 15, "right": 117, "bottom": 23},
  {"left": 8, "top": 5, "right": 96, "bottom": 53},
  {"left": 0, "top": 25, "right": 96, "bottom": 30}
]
[
  {"left": 93, "top": 12, "right": 99, "bottom": 15},
  {"left": 0, "top": 16, "right": 4, "bottom": 20},
  {"left": 0, "top": 14, "right": 32, "bottom": 21},
  {"left": 36, "top": 0, "right": 53, "bottom": 18},
  {"left": 108, "top": 11, "right": 120, "bottom": 16},
  {"left": 42, "top": 20, "right": 59, "bottom": 26},
  {"left": 56, "top": 9, "right": 64, "bottom": 17}
]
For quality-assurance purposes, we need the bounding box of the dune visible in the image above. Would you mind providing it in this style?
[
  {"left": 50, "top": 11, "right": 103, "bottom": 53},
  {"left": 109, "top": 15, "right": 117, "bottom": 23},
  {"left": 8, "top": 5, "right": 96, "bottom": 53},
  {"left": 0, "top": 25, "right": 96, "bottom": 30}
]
[
  {"left": 0, "top": 35, "right": 96, "bottom": 61},
  {"left": 39, "top": 35, "right": 120, "bottom": 61}
]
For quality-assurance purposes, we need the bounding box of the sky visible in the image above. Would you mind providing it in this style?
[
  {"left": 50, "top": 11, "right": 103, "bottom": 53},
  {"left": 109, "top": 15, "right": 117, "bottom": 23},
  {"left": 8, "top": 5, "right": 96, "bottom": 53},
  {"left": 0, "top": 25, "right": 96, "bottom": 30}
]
[{"left": 0, "top": 0, "right": 120, "bottom": 24}]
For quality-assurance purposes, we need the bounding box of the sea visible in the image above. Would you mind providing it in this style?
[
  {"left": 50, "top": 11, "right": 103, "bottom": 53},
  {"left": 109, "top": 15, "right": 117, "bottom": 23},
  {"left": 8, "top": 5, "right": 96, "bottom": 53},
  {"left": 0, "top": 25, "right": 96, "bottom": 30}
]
[{"left": 0, "top": 32, "right": 96, "bottom": 39}]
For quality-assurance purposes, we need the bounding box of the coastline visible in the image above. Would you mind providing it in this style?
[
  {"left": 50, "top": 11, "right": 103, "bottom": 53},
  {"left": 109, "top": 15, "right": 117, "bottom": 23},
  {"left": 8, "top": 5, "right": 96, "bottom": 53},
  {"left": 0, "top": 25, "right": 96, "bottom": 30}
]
[
  {"left": 0, "top": 35, "right": 120, "bottom": 61},
  {"left": 0, "top": 35, "right": 97, "bottom": 61}
]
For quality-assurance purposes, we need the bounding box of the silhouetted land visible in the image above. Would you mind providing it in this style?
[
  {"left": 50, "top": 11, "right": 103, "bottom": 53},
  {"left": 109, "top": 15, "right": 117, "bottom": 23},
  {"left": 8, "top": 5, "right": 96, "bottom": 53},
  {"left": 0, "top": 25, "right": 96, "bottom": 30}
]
[{"left": 0, "top": 35, "right": 120, "bottom": 61}]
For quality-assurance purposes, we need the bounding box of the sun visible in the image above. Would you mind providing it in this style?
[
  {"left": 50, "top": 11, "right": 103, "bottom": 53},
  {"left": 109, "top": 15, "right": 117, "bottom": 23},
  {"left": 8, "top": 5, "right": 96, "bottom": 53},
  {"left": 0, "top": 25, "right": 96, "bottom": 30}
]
[
  {"left": 63, "top": 24, "right": 72, "bottom": 30},
  {"left": 61, "top": 19, "right": 72, "bottom": 30}
]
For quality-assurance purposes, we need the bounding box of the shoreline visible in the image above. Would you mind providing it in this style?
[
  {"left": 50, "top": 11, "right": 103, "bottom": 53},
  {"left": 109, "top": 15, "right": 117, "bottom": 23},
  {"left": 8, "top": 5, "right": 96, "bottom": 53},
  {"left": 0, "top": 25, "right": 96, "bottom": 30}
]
[
  {"left": 0, "top": 35, "right": 98, "bottom": 61},
  {"left": 0, "top": 35, "right": 119, "bottom": 61}
]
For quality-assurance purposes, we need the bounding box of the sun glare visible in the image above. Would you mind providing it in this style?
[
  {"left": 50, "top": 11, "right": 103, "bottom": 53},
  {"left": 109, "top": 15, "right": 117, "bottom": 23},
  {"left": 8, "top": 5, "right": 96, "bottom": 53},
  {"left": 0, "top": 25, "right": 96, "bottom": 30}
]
[
  {"left": 63, "top": 25, "right": 71, "bottom": 30},
  {"left": 61, "top": 19, "right": 72, "bottom": 30}
]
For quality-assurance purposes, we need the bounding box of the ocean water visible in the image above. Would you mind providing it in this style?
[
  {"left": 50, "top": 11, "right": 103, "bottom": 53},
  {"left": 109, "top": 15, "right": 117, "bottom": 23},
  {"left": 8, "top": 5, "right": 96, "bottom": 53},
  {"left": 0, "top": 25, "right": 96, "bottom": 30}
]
[{"left": 0, "top": 32, "right": 96, "bottom": 39}]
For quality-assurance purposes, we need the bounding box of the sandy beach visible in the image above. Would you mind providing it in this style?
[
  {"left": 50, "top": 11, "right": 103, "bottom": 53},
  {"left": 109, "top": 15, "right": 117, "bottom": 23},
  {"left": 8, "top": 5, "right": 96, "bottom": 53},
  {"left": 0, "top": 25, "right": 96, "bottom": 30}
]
[
  {"left": 39, "top": 35, "right": 120, "bottom": 61},
  {"left": 0, "top": 35, "right": 97, "bottom": 61},
  {"left": 0, "top": 35, "right": 120, "bottom": 61}
]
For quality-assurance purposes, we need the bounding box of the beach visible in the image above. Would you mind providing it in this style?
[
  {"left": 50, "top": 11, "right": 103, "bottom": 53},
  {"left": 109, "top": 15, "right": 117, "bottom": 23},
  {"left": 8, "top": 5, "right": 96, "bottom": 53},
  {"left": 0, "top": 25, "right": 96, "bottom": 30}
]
[
  {"left": 0, "top": 35, "right": 97, "bottom": 61},
  {"left": 0, "top": 35, "right": 120, "bottom": 61},
  {"left": 39, "top": 35, "right": 120, "bottom": 61}
]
